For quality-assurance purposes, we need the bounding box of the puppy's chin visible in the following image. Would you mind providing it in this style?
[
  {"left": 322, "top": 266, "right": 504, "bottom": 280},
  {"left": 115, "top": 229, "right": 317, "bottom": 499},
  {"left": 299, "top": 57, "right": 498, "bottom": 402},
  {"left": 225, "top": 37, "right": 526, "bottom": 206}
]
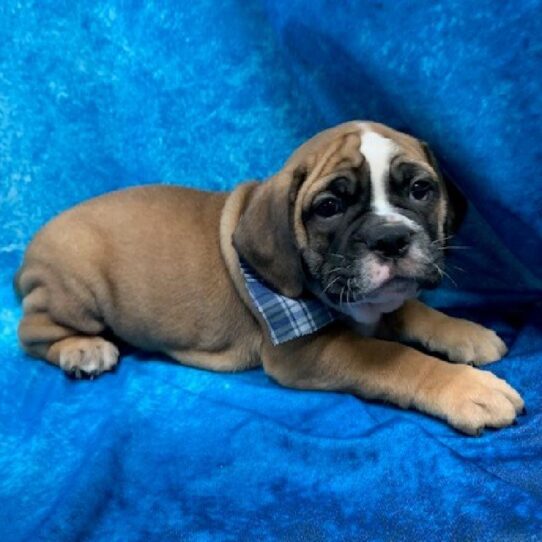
[
  {"left": 323, "top": 275, "right": 418, "bottom": 325},
  {"left": 320, "top": 253, "right": 442, "bottom": 321},
  {"left": 325, "top": 275, "right": 418, "bottom": 310}
]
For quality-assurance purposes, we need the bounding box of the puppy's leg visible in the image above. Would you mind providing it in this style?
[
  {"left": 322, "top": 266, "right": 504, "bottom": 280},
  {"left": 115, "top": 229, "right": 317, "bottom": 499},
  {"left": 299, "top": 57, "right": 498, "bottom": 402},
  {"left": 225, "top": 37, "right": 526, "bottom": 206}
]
[
  {"left": 262, "top": 326, "right": 523, "bottom": 435},
  {"left": 384, "top": 299, "right": 507, "bottom": 366},
  {"left": 16, "top": 265, "right": 119, "bottom": 378}
]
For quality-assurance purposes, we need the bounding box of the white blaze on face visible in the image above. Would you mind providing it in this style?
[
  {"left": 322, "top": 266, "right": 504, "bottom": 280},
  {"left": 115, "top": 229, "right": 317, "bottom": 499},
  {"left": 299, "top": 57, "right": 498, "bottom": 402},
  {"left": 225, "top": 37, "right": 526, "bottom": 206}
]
[
  {"left": 359, "top": 129, "right": 418, "bottom": 229},
  {"left": 360, "top": 130, "right": 396, "bottom": 215}
]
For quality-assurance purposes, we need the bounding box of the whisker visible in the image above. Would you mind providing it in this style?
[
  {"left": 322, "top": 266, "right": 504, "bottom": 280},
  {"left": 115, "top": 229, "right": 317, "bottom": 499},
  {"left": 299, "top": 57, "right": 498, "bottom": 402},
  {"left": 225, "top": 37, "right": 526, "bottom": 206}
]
[
  {"left": 439, "top": 245, "right": 472, "bottom": 251},
  {"left": 323, "top": 275, "right": 341, "bottom": 294},
  {"left": 433, "top": 262, "right": 458, "bottom": 287},
  {"left": 431, "top": 235, "right": 455, "bottom": 245},
  {"left": 339, "top": 285, "right": 346, "bottom": 308},
  {"left": 325, "top": 266, "right": 347, "bottom": 276},
  {"left": 442, "top": 270, "right": 458, "bottom": 287}
]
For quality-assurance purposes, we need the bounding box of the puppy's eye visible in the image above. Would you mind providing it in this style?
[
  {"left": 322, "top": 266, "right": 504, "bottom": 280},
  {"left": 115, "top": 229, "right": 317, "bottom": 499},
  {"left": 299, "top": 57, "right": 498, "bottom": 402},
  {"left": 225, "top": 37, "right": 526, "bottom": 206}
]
[
  {"left": 409, "top": 179, "right": 434, "bottom": 201},
  {"left": 314, "top": 197, "right": 343, "bottom": 218}
]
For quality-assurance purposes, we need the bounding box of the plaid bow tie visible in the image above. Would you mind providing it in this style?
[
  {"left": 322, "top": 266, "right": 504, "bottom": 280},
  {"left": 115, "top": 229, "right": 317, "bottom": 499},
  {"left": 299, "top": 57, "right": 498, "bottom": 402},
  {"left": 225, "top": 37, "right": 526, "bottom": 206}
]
[{"left": 238, "top": 259, "right": 337, "bottom": 345}]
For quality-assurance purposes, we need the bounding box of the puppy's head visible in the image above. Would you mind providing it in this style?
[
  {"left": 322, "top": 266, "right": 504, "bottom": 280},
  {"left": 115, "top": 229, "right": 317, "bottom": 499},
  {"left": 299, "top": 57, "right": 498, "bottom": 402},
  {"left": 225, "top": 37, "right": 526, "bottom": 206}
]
[{"left": 234, "top": 121, "right": 466, "bottom": 321}]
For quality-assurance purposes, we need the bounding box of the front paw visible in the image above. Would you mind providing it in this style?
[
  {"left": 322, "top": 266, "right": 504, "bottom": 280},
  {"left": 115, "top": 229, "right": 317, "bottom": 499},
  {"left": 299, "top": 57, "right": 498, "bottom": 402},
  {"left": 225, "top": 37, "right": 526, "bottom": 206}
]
[
  {"left": 431, "top": 365, "right": 524, "bottom": 435},
  {"left": 426, "top": 318, "right": 507, "bottom": 366}
]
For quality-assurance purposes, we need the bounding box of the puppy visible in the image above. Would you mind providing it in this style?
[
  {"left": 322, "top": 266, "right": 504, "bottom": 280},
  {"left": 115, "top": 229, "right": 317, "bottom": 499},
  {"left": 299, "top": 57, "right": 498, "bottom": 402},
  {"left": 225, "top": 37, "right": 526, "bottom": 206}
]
[{"left": 15, "top": 121, "right": 523, "bottom": 435}]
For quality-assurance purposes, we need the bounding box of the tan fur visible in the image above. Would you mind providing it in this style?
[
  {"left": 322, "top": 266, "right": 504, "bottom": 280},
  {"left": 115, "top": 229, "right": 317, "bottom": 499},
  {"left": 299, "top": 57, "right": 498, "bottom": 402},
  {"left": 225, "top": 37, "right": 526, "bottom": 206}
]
[
  {"left": 17, "top": 185, "right": 261, "bottom": 371},
  {"left": 16, "top": 121, "right": 523, "bottom": 434},
  {"left": 385, "top": 299, "right": 508, "bottom": 365}
]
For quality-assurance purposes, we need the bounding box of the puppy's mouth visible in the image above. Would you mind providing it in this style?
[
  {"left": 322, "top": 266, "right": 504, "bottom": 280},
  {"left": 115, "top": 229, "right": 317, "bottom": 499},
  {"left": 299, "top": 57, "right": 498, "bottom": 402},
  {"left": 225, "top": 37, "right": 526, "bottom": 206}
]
[
  {"left": 321, "top": 252, "right": 439, "bottom": 307},
  {"left": 324, "top": 275, "right": 417, "bottom": 306},
  {"left": 324, "top": 274, "right": 420, "bottom": 325}
]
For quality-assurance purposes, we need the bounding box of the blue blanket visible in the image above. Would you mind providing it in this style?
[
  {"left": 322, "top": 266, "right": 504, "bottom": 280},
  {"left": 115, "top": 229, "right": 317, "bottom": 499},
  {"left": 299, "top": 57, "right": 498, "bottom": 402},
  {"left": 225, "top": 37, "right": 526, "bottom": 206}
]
[{"left": 1, "top": 1, "right": 541, "bottom": 540}]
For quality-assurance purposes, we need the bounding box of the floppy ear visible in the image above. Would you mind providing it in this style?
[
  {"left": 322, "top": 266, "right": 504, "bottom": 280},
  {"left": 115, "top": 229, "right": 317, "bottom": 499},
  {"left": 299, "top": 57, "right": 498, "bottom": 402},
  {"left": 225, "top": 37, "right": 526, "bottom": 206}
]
[
  {"left": 232, "top": 167, "right": 307, "bottom": 297},
  {"left": 420, "top": 141, "right": 468, "bottom": 236}
]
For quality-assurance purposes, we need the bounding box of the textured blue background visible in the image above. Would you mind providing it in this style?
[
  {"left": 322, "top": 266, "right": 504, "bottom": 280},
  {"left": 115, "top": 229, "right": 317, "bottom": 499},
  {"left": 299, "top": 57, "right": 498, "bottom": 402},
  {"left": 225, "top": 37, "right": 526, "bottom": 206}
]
[{"left": 1, "top": 1, "right": 541, "bottom": 540}]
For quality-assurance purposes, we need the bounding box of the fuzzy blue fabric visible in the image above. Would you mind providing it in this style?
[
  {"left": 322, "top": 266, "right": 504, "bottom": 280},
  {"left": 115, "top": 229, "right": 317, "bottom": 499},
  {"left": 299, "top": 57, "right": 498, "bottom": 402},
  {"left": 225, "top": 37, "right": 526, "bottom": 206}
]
[{"left": 1, "top": 1, "right": 541, "bottom": 540}]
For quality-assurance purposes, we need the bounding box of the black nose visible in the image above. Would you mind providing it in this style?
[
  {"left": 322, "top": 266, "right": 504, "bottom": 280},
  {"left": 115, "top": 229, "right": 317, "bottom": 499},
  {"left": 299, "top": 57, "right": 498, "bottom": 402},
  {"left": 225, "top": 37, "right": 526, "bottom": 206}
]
[{"left": 366, "top": 224, "right": 412, "bottom": 258}]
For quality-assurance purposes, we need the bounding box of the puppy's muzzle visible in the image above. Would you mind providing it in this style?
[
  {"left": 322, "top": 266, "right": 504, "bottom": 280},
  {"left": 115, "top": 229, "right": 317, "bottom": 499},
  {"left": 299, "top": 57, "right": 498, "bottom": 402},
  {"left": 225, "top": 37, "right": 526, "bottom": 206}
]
[{"left": 365, "top": 223, "right": 413, "bottom": 259}]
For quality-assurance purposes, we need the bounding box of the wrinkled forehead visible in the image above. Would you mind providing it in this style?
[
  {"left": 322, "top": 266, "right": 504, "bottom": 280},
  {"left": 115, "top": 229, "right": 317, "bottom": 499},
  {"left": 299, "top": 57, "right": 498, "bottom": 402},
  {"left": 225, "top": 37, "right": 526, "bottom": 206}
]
[
  {"left": 358, "top": 121, "right": 429, "bottom": 165},
  {"left": 293, "top": 121, "right": 432, "bottom": 205}
]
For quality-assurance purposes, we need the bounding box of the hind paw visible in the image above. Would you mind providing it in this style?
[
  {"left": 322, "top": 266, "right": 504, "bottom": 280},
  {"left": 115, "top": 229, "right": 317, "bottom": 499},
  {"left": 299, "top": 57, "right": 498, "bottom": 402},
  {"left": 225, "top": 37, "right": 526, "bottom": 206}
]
[{"left": 57, "top": 337, "right": 119, "bottom": 378}]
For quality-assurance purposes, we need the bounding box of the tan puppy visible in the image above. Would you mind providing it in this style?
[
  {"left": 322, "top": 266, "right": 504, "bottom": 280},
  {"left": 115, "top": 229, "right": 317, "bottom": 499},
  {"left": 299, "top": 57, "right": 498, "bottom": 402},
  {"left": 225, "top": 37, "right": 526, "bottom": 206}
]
[{"left": 15, "top": 121, "right": 523, "bottom": 435}]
